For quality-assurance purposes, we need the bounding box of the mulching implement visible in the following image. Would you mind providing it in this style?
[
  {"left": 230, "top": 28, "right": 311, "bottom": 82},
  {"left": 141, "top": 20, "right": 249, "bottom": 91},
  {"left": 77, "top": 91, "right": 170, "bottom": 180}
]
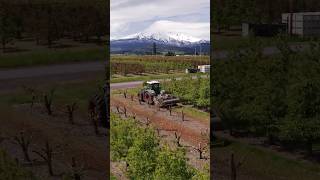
[{"left": 138, "top": 81, "right": 179, "bottom": 108}]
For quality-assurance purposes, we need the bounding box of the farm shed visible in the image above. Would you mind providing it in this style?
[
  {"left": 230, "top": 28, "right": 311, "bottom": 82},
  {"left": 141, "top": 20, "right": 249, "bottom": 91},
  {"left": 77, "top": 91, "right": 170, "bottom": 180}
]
[
  {"left": 282, "top": 12, "right": 320, "bottom": 37},
  {"left": 242, "top": 23, "right": 286, "bottom": 37},
  {"left": 198, "top": 65, "right": 210, "bottom": 73}
]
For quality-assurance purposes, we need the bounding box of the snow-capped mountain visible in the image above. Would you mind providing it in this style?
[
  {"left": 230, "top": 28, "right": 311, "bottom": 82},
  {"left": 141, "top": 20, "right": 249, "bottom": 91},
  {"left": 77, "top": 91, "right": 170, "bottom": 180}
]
[
  {"left": 111, "top": 31, "right": 210, "bottom": 54},
  {"left": 121, "top": 31, "right": 203, "bottom": 46},
  {"left": 110, "top": 20, "right": 210, "bottom": 54}
]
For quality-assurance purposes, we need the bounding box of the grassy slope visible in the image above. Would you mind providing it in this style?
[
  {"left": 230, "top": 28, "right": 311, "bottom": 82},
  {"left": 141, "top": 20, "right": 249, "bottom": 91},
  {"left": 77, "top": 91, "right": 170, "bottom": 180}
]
[{"left": 214, "top": 140, "right": 320, "bottom": 180}]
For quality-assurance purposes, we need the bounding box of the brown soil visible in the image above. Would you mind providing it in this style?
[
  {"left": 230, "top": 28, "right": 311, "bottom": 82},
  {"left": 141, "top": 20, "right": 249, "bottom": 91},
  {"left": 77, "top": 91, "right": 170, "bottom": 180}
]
[
  {"left": 0, "top": 104, "right": 109, "bottom": 180},
  {"left": 110, "top": 94, "right": 210, "bottom": 177}
]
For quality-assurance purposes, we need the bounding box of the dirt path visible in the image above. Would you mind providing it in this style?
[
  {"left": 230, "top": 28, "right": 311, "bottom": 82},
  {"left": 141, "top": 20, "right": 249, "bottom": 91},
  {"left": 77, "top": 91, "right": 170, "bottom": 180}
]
[{"left": 111, "top": 95, "right": 209, "bottom": 147}]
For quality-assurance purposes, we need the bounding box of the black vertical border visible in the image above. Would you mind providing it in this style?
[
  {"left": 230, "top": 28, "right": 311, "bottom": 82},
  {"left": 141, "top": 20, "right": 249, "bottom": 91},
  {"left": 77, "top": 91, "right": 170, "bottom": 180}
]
[
  {"left": 210, "top": 0, "right": 214, "bottom": 179},
  {"left": 105, "top": 0, "right": 111, "bottom": 178}
]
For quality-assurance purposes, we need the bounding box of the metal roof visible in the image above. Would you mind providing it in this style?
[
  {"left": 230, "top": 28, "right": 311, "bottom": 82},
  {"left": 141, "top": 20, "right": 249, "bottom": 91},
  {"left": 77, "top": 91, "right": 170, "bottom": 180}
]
[
  {"left": 283, "top": 12, "right": 320, "bottom": 16},
  {"left": 146, "top": 80, "right": 160, "bottom": 84}
]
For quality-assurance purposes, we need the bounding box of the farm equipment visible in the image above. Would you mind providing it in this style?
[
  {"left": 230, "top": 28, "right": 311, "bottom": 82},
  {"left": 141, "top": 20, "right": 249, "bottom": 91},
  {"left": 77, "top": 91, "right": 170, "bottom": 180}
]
[{"left": 138, "top": 80, "right": 179, "bottom": 107}]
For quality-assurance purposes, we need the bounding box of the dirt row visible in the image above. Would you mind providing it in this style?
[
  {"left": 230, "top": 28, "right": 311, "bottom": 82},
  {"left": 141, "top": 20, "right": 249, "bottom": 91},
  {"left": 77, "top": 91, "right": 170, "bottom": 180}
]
[
  {"left": 0, "top": 104, "right": 109, "bottom": 180},
  {"left": 110, "top": 94, "right": 210, "bottom": 179},
  {"left": 111, "top": 95, "right": 209, "bottom": 147}
]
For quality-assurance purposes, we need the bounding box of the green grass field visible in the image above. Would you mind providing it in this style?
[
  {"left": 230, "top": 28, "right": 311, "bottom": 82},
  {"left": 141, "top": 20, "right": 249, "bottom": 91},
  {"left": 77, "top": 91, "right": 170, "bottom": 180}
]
[
  {"left": 0, "top": 79, "right": 104, "bottom": 111},
  {"left": 214, "top": 139, "right": 320, "bottom": 180},
  {"left": 0, "top": 149, "right": 36, "bottom": 180},
  {"left": 213, "top": 34, "right": 310, "bottom": 51},
  {"left": 111, "top": 72, "right": 196, "bottom": 83},
  {"left": 0, "top": 47, "right": 106, "bottom": 69}
]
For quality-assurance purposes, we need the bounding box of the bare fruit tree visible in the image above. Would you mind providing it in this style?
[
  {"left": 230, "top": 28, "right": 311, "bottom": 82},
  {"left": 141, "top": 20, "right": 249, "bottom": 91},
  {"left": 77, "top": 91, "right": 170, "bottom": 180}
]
[
  {"left": 116, "top": 105, "right": 120, "bottom": 114},
  {"left": 23, "top": 86, "right": 39, "bottom": 109},
  {"left": 193, "top": 142, "right": 206, "bottom": 159},
  {"left": 145, "top": 117, "right": 151, "bottom": 127},
  {"left": 174, "top": 131, "right": 182, "bottom": 147},
  {"left": 168, "top": 105, "right": 172, "bottom": 116},
  {"left": 43, "top": 88, "right": 56, "bottom": 115},
  {"left": 181, "top": 110, "right": 185, "bottom": 121},
  {"left": 88, "top": 100, "right": 99, "bottom": 135},
  {"left": 201, "top": 128, "right": 210, "bottom": 145},
  {"left": 123, "top": 106, "right": 127, "bottom": 117},
  {"left": 66, "top": 102, "right": 78, "bottom": 125},
  {"left": 123, "top": 89, "right": 127, "bottom": 98},
  {"left": 67, "top": 157, "right": 85, "bottom": 180},
  {"left": 33, "top": 140, "right": 56, "bottom": 176},
  {"left": 13, "top": 131, "right": 32, "bottom": 162},
  {"left": 230, "top": 151, "right": 250, "bottom": 180}
]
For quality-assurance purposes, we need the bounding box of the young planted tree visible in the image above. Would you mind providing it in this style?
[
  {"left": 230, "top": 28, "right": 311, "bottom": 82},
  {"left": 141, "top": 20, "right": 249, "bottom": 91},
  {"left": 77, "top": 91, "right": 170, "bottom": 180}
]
[
  {"left": 88, "top": 98, "right": 100, "bottom": 135},
  {"left": 126, "top": 127, "right": 159, "bottom": 179},
  {"left": 13, "top": 131, "right": 32, "bottom": 162},
  {"left": 65, "top": 157, "right": 85, "bottom": 180},
  {"left": 43, "top": 88, "right": 56, "bottom": 115},
  {"left": 33, "top": 140, "right": 55, "bottom": 176},
  {"left": 174, "top": 131, "right": 182, "bottom": 147},
  {"left": 193, "top": 142, "right": 206, "bottom": 159},
  {"left": 123, "top": 106, "right": 127, "bottom": 117},
  {"left": 110, "top": 115, "right": 140, "bottom": 169},
  {"left": 153, "top": 146, "right": 194, "bottom": 180},
  {"left": 66, "top": 103, "right": 78, "bottom": 125}
]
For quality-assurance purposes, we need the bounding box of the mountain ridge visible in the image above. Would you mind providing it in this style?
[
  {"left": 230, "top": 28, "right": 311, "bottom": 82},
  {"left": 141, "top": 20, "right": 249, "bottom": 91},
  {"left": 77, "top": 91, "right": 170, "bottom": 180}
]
[{"left": 111, "top": 31, "right": 210, "bottom": 55}]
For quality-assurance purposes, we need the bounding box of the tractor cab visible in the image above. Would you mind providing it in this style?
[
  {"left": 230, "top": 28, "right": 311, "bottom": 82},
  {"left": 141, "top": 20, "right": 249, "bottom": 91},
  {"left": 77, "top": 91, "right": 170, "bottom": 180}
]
[{"left": 145, "top": 80, "right": 161, "bottom": 95}]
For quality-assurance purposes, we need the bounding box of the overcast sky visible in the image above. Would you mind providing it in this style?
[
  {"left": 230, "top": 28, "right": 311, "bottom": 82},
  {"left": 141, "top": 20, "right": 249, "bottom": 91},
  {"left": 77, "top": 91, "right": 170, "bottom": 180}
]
[{"left": 111, "top": 0, "right": 210, "bottom": 40}]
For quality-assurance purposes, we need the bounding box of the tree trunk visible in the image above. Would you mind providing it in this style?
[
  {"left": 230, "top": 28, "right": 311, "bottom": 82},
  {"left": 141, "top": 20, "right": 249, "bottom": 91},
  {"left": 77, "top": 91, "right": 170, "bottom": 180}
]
[
  {"left": 2, "top": 38, "right": 6, "bottom": 53},
  {"left": 306, "top": 139, "right": 313, "bottom": 156},
  {"left": 22, "top": 146, "right": 31, "bottom": 162},
  {"left": 231, "top": 153, "right": 237, "bottom": 180},
  {"left": 48, "top": 159, "right": 53, "bottom": 176}
]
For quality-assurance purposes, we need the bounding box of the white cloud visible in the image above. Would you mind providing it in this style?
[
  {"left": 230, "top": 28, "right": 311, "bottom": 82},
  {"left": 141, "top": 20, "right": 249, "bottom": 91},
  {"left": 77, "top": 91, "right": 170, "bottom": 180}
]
[
  {"left": 111, "top": 0, "right": 210, "bottom": 39},
  {"left": 141, "top": 20, "right": 210, "bottom": 40}
]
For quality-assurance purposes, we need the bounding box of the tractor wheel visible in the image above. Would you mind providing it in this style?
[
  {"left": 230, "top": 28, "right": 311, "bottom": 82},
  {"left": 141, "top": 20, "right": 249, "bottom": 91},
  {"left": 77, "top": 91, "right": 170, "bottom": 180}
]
[
  {"left": 138, "top": 92, "right": 143, "bottom": 102},
  {"left": 145, "top": 93, "right": 154, "bottom": 105}
]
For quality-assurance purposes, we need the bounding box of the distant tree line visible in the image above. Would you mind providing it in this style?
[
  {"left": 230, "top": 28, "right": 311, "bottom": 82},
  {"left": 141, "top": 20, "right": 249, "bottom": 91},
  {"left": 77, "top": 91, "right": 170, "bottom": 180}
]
[
  {"left": 212, "top": 0, "right": 320, "bottom": 32},
  {"left": 212, "top": 37, "right": 320, "bottom": 156},
  {"left": 0, "top": 0, "right": 108, "bottom": 52}
]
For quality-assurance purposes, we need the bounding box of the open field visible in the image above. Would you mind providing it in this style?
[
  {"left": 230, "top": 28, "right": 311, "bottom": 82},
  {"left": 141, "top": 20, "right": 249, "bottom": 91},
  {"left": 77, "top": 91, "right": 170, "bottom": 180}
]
[
  {"left": 111, "top": 72, "right": 188, "bottom": 83},
  {"left": 0, "top": 47, "right": 106, "bottom": 69},
  {"left": 213, "top": 137, "right": 320, "bottom": 180},
  {"left": 0, "top": 37, "right": 106, "bottom": 69},
  {"left": 110, "top": 55, "right": 209, "bottom": 76}
]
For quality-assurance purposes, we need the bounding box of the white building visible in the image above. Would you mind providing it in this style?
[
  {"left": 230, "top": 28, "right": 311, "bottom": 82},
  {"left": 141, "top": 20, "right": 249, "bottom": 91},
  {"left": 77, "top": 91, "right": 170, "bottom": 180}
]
[
  {"left": 198, "top": 65, "right": 210, "bottom": 73},
  {"left": 282, "top": 12, "right": 320, "bottom": 37}
]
